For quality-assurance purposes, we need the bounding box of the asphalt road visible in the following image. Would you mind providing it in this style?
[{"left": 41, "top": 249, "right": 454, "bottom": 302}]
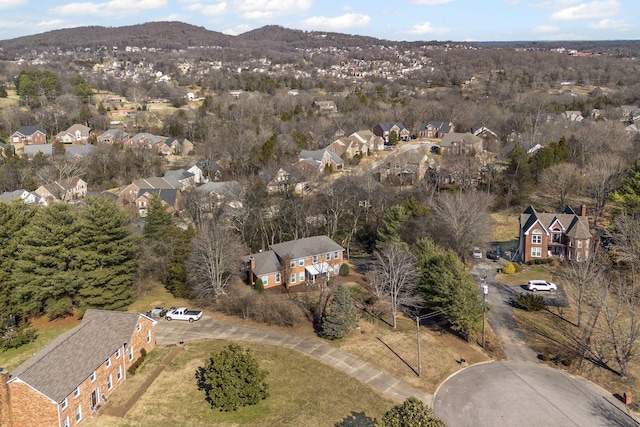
[{"left": 434, "top": 360, "right": 639, "bottom": 427}]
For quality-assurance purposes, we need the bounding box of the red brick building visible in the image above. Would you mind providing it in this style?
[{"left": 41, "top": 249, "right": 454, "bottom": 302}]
[
  {"left": 0, "top": 310, "right": 157, "bottom": 427},
  {"left": 10, "top": 126, "right": 47, "bottom": 145},
  {"left": 518, "top": 205, "right": 591, "bottom": 263}
]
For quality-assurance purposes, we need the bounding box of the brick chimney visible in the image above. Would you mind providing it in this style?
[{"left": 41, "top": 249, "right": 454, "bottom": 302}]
[
  {"left": 580, "top": 204, "right": 587, "bottom": 217},
  {"left": 0, "top": 370, "right": 13, "bottom": 427},
  {"left": 248, "top": 256, "right": 255, "bottom": 287}
]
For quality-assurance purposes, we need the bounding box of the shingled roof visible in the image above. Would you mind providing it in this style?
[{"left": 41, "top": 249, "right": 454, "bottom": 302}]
[
  {"left": 8, "top": 310, "right": 155, "bottom": 403},
  {"left": 520, "top": 205, "right": 591, "bottom": 239}
]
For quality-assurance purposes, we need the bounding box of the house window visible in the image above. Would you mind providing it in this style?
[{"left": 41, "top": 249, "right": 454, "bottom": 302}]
[
  {"left": 298, "top": 259, "right": 304, "bottom": 267},
  {"left": 585, "top": 250, "right": 589, "bottom": 260},
  {"left": 275, "top": 273, "right": 281, "bottom": 284},
  {"left": 147, "top": 329, "right": 151, "bottom": 344},
  {"left": 74, "top": 387, "right": 80, "bottom": 398},
  {"left": 312, "top": 255, "right": 319, "bottom": 263},
  {"left": 117, "top": 366, "right": 122, "bottom": 381},
  {"left": 531, "top": 229, "right": 542, "bottom": 245},
  {"left": 106, "top": 357, "right": 111, "bottom": 368},
  {"left": 531, "top": 247, "right": 542, "bottom": 258},
  {"left": 116, "top": 348, "right": 121, "bottom": 359},
  {"left": 585, "top": 240, "right": 589, "bottom": 248},
  {"left": 63, "top": 417, "right": 69, "bottom": 427},
  {"left": 334, "top": 264, "right": 339, "bottom": 275},
  {"left": 577, "top": 252, "right": 582, "bottom": 261},
  {"left": 290, "top": 260, "right": 296, "bottom": 268},
  {"left": 261, "top": 276, "right": 268, "bottom": 286},
  {"left": 91, "top": 371, "right": 96, "bottom": 382},
  {"left": 76, "top": 405, "right": 82, "bottom": 423},
  {"left": 298, "top": 272, "right": 305, "bottom": 282},
  {"left": 129, "top": 346, "right": 134, "bottom": 361},
  {"left": 62, "top": 397, "right": 68, "bottom": 410},
  {"left": 290, "top": 274, "right": 296, "bottom": 284},
  {"left": 107, "top": 374, "right": 113, "bottom": 390},
  {"left": 137, "top": 324, "right": 141, "bottom": 332},
  {"left": 326, "top": 252, "right": 332, "bottom": 261},
  {"left": 577, "top": 240, "right": 582, "bottom": 248},
  {"left": 334, "top": 251, "right": 339, "bottom": 259}
]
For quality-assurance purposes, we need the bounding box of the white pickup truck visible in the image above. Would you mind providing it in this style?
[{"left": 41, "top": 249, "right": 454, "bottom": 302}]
[{"left": 165, "top": 307, "right": 203, "bottom": 322}]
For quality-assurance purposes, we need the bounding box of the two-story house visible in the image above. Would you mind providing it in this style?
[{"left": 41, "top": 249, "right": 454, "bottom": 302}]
[
  {"left": 417, "top": 121, "right": 453, "bottom": 139},
  {"left": 56, "top": 124, "right": 92, "bottom": 145},
  {"left": 518, "top": 205, "right": 591, "bottom": 263},
  {"left": 372, "top": 122, "right": 410, "bottom": 143},
  {"left": 243, "top": 236, "right": 345, "bottom": 289},
  {"left": 439, "top": 132, "right": 483, "bottom": 155},
  {"left": 0, "top": 310, "right": 156, "bottom": 427},
  {"left": 10, "top": 126, "right": 47, "bottom": 145}
]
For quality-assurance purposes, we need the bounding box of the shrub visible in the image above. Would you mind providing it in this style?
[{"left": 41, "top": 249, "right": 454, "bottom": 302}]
[
  {"left": 339, "top": 263, "right": 350, "bottom": 276},
  {"left": 561, "top": 358, "right": 573, "bottom": 367},
  {"left": 0, "top": 319, "right": 37, "bottom": 350},
  {"left": 127, "top": 349, "right": 147, "bottom": 375},
  {"left": 195, "top": 344, "right": 269, "bottom": 411},
  {"left": 502, "top": 262, "right": 516, "bottom": 274},
  {"left": 254, "top": 278, "right": 264, "bottom": 293},
  {"left": 512, "top": 293, "right": 546, "bottom": 311},
  {"left": 219, "top": 286, "right": 304, "bottom": 327},
  {"left": 541, "top": 352, "right": 550, "bottom": 361}
]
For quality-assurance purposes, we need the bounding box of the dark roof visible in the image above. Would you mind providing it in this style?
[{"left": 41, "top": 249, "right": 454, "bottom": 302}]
[
  {"left": 520, "top": 205, "right": 591, "bottom": 239},
  {"left": 14, "top": 125, "right": 46, "bottom": 136},
  {"left": 376, "top": 122, "right": 407, "bottom": 132},
  {"left": 64, "top": 144, "right": 94, "bottom": 159},
  {"left": 139, "top": 188, "right": 178, "bottom": 206},
  {"left": 269, "top": 235, "right": 344, "bottom": 259},
  {"left": 418, "top": 121, "right": 452, "bottom": 133},
  {"left": 23, "top": 144, "right": 53, "bottom": 157},
  {"left": 9, "top": 310, "right": 154, "bottom": 403},
  {"left": 242, "top": 251, "right": 280, "bottom": 276}
]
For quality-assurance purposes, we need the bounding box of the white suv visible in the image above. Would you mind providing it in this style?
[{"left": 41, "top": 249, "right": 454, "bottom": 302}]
[{"left": 527, "top": 280, "right": 557, "bottom": 292}]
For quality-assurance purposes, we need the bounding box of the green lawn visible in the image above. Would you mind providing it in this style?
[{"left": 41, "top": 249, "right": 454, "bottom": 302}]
[
  {"left": 87, "top": 341, "right": 395, "bottom": 426},
  {"left": 496, "top": 264, "right": 554, "bottom": 285}
]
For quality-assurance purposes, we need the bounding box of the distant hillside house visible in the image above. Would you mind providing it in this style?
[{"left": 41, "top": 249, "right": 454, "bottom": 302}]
[
  {"left": 372, "top": 122, "right": 410, "bottom": 143},
  {"left": 0, "top": 310, "right": 156, "bottom": 427},
  {"left": 417, "top": 121, "right": 453, "bottom": 139},
  {"left": 56, "top": 124, "right": 92, "bottom": 144},
  {"left": 98, "top": 129, "right": 130, "bottom": 145},
  {"left": 117, "top": 177, "right": 179, "bottom": 216},
  {"left": 10, "top": 126, "right": 47, "bottom": 145},
  {"left": 162, "top": 138, "right": 194, "bottom": 156},
  {"left": 311, "top": 100, "right": 338, "bottom": 114},
  {"left": 440, "top": 132, "right": 483, "bottom": 155},
  {"left": 298, "top": 149, "right": 344, "bottom": 173}
]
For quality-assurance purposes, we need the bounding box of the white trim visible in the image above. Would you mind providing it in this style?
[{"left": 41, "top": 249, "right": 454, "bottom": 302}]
[{"left": 524, "top": 219, "right": 550, "bottom": 236}]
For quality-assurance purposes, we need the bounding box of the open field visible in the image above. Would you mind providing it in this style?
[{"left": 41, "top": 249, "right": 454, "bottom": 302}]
[{"left": 84, "top": 341, "right": 396, "bottom": 427}]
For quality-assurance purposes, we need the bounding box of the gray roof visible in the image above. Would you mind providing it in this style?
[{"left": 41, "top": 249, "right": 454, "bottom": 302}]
[
  {"left": 376, "top": 122, "right": 407, "bottom": 132},
  {"left": 196, "top": 181, "right": 242, "bottom": 198},
  {"left": 139, "top": 188, "right": 178, "bottom": 206},
  {"left": 440, "top": 132, "right": 482, "bottom": 148},
  {"left": 419, "top": 121, "right": 452, "bottom": 133},
  {"left": 132, "top": 177, "right": 175, "bottom": 190},
  {"left": 520, "top": 205, "right": 591, "bottom": 239},
  {"left": 131, "top": 133, "right": 163, "bottom": 144},
  {"left": 299, "top": 149, "right": 344, "bottom": 166},
  {"left": 14, "top": 125, "right": 46, "bottom": 136},
  {"left": 9, "top": 310, "right": 153, "bottom": 403},
  {"left": 0, "top": 189, "right": 27, "bottom": 202},
  {"left": 163, "top": 169, "right": 194, "bottom": 188},
  {"left": 242, "top": 250, "right": 280, "bottom": 276},
  {"left": 269, "top": 235, "right": 344, "bottom": 259},
  {"left": 99, "top": 129, "right": 129, "bottom": 139},
  {"left": 23, "top": 144, "right": 53, "bottom": 157},
  {"left": 64, "top": 144, "right": 94, "bottom": 159}
]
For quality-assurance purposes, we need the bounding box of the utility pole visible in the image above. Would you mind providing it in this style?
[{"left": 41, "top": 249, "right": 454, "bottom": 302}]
[
  {"left": 482, "top": 277, "right": 488, "bottom": 348},
  {"left": 416, "top": 315, "right": 421, "bottom": 377}
]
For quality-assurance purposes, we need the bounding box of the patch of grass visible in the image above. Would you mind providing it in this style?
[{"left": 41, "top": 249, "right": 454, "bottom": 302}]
[
  {"left": 496, "top": 265, "right": 552, "bottom": 285},
  {"left": 491, "top": 212, "right": 519, "bottom": 243},
  {"left": 127, "top": 280, "right": 191, "bottom": 314},
  {"left": 84, "top": 341, "right": 395, "bottom": 427}
]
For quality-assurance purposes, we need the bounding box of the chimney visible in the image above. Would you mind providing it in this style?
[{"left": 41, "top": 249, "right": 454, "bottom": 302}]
[
  {"left": 580, "top": 204, "right": 587, "bottom": 217},
  {"left": 248, "top": 256, "right": 255, "bottom": 287},
  {"left": 0, "top": 370, "right": 13, "bottom": 427}
]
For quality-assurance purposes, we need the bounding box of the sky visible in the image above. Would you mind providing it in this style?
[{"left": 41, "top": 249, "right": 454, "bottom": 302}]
[{"left": 0, "top": 0, "right": 638, "bottom": 42}]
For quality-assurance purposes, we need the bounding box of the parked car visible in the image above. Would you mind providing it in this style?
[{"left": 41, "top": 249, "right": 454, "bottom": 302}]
[
  {"left": 473, "top": 247, "right": 483, "bottom": 259},
  {"left": 165, "top": 307, "right": 203, "bottom": 322},
  {"left": 527, "top": 280, "right": 557, "bottom": 292},
  {"left": 486, "top": 250, "right": 499, "bottom": 261},
  {"left": 147, "top": 307, "right": 167, "bottom": 318}
]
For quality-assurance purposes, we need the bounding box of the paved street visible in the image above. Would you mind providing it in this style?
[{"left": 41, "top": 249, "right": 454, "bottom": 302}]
[
  {"left": 434, "top": 360, "right": 638, "bottom": 427},
  {"left": 155, "top": 316, "right": 433, "bottom": 405}
]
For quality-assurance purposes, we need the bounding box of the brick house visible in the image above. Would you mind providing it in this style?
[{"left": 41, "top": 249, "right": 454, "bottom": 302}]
[
  {"left": 439, "top": 132, "right": 483, "bottom": 155},
  {"left": 518, "top": 205, "right": 591, "bottom": 263},
  {"left": 417, "top": 121, "right": 453, "bottom": 139},
  {"left": 372, "top": 122, "right": 410, "bottom": 143},
  {"left": 10, "top": 126, "right": 47, "bottom": 145},
  {"left": 56, "top": 124, "right": 92, "bottom": 145},
  {"left": 35, "top": 177, "right": 88, "bottom": 203},
  {"left": 243, "top": 235, "right": 345, "bottom": 289},
  {"left": 117, "top": 177, "right": 179, "bottom": 216},
  {"left": 0, "top": 310, "right": 156, "bottom": 427}
]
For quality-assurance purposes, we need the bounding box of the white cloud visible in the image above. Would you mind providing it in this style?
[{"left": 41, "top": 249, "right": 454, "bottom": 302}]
[
  {"left": 51, "top": 0, "right": 168, "bottom": 17},
  {"left": 551, "top": 0, "right": 619, "bottom": 20},
  {"left": 301, "top": 13, "right": 370, "bottom": 30},
  {"left": 184, "top": 1, "right": 227, "bottom": 16},
  {"left": 531, "top": 0, "right": 580, "bottom": 9},
  {"left": 408, "top": 21, "right": 449, "bottom": 35},
  {"left": 238, "top": 0, "right": 312, "bottom": 20},
  {"left": 588, "top": 18, "right": 631, "bottom": 31},
  {"left": 35, "top": 19, "right": 65, "bottom": 28},
  {"left": 533, "top": 25, "right": 559, "bottom": 33},
  {"left": 411, "top": 0, "right": 454, "bottom": 5},
  {"left": 0, "top": 0, "right": 27, "bottom": 9}
]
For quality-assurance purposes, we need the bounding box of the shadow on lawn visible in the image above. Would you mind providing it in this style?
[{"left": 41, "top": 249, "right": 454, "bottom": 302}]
[{"left": 376, "top": 336, "right": 419, "bottom": 377}]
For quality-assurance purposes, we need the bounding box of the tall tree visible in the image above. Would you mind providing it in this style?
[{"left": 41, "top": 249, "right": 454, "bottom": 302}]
[
  {"left": 321, "top": 284, "right": 357, "bottom": 339},
  {"left": 143, "top": 194, "right": 174, "bottom": 240},
  {"left": 75, "top": 197, "right": 138, "bottom": 310},
  {"left": 538, "top": 162, "right": 580, "bottom": 210},
  {"left": 414, "top": 238, "right": 482, "bottom": 340},
  {"left": 371, "top": 242, "right": 420, "bottom": 329},
  {"left": 11, "top": 204, "right": 79, "bottom": 317}
]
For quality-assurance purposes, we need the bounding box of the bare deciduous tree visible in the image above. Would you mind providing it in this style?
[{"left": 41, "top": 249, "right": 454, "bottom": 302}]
[
  {"left": 429, "top": 191, "right": 493, "bottom": 261},
  {"left": 538, "top": 162, "right": 580, "bottom": 210},
  {"left": 370, "top": 242, "right": 421, "bottom": 329},
  {"left": 187, "top": 223, "right": 244, "bottom": 300},
  {"left": 582, "top": 153, "right": 627, "bottom": 226}
]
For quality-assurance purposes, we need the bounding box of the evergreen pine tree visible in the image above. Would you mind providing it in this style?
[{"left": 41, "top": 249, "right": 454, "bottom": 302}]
[
  {"left": 75, "top": 197, "right": 138, "bottom": 310},
  {"left": 143, "top": 194, "right": 173, "bottom": 239},
  {"left": 321, "top": 284, "right": 357, "bottom": 339},
  {"left": 381, "top": 397, "right": 445, "bottom": 427}
]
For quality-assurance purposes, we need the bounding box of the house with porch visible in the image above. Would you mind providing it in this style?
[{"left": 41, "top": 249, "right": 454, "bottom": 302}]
[
  {"left": 0, "top": 310, "right": 156, "bottom": 427},
  {"left": 518, "top": 205, "right": 591, "bottom": 263},
  {"left": 243, "top": 235, "right": 345, "bottom": 289}
]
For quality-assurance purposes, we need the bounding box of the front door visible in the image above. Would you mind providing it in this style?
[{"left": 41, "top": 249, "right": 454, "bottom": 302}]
[{"left": 90, "top": 389, "right": 98, "bottom": 408}]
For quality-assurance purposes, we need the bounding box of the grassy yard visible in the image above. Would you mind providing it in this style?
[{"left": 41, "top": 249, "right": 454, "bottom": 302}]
[
  {"left": 495, "top": 264, "right": 555, "bottom": 285},
  {"left": 85, "top": 341, "right": 395, "bottom": 427}
]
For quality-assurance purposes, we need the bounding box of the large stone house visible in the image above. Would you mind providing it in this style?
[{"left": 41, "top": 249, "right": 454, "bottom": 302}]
[
  {"left": 0, "top": 310, "right": 156, "bottom": 427},
  {"left": 518, "top": 205, "right": 591, "bottom": 263},
  {"left": 243, "top": 235, "right": 345, "bottom": 289}
]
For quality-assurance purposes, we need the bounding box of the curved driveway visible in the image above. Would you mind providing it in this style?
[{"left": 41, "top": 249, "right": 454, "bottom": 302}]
[
  {"left": 155, "top": 315, "right": 432, "bottom": 405},
  {"left": 434, "top": 360, "right": 638, "bottom": 427}
]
